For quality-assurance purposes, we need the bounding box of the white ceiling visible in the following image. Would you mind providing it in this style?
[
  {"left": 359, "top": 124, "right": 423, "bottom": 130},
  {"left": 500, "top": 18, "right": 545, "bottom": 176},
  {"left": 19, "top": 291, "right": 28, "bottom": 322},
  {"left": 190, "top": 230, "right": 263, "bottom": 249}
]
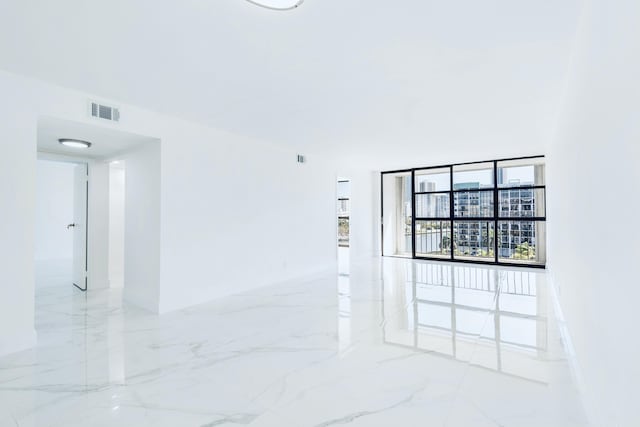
[
  {"left": 0, "top": 0, "right": 582, "bottom": 169},
  {"left": 38, "top": 117, "right": 157, "bottom": 160}
]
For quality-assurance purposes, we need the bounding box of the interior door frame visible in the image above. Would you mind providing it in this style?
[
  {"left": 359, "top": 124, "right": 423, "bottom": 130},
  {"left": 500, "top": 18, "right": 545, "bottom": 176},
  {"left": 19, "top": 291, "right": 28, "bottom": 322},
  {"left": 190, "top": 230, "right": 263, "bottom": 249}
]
[{"left": 72, "top": 162, "right": 88, "bottom": 291}]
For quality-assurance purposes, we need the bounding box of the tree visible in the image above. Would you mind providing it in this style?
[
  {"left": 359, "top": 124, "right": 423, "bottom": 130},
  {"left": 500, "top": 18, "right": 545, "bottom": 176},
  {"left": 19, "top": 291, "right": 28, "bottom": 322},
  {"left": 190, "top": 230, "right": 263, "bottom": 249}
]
[
  {"left": 514, "top": 242, "right": 535, "bottom": 259},
  {"left": 441, "top": 236, "right": 451, "bottom": 250}
]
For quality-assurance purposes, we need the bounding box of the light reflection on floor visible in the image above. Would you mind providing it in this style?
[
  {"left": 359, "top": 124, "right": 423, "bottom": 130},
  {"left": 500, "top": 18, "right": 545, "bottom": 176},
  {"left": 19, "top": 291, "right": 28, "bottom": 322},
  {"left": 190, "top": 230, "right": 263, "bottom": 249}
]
[
  {"left": 382, "top": 261, "right": 553, "bottom": 384},
  {"left": 0, "top": 253, "right": 588, "bottom": 426}
]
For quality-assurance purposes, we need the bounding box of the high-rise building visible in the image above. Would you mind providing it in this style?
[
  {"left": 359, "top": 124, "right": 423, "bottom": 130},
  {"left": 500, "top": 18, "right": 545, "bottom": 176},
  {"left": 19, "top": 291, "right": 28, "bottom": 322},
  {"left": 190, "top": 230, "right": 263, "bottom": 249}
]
[
  {"left": 444, "top": 181, "right": 539, "bottom": 258},
  {"left": 498, "top": 183, "right": 536, "bottom": 258}
]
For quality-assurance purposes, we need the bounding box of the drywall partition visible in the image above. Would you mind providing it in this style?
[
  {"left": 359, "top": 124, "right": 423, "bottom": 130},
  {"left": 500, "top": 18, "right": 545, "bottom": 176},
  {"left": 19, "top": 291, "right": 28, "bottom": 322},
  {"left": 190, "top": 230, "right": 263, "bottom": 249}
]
[
  {"left": 88, "top": 161, "right": 110, "bottom": 290},
  {"left": 35, "top": 160, "right": 75, "bottom": 288},
  {"left": 0, "top": 76, "right": 37, "bottom": 357},
  {"left": 109, "top": 164, "right": 125, "bottom": 288},
  {"left": 348, "top": 169, "right": 379, "bottom": 262},
  {"left": 157, "top": 125, "right": 337, "bottom": 313},
  {"left": 547, "top": 0, "right": 640, "bottom": 425},
  {"left": 123, "top": 143, "right": 161, "bottom": 312}
]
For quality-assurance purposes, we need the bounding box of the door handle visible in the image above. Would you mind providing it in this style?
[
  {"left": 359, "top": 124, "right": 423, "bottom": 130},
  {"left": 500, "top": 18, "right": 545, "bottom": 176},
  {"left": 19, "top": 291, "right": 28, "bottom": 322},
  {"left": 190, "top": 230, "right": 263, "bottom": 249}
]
[{"left": 67, "top": 223, "right": 76, "bottom": 229}]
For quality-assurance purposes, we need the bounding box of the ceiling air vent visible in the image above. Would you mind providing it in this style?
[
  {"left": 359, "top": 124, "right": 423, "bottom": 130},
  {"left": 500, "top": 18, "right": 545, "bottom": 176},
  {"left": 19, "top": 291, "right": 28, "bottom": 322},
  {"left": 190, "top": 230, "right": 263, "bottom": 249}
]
[{"left": 90, "top": 101, "right": 120, "bottom": 122}]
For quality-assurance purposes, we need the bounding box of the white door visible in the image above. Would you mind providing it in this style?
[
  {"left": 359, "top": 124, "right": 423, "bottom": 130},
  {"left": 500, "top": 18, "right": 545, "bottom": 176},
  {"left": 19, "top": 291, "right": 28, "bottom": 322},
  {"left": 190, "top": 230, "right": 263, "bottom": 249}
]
[{"left": 72, "top": 163, "right": 88, "bottom": 291}]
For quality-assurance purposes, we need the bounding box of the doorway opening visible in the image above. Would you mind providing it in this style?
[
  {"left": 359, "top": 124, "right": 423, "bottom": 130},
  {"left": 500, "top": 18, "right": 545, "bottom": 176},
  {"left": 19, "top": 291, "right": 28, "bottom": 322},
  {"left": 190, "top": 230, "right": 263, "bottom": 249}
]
[
  {"left": 337, "top": 178, "right": 351, "bottom": 352},
  {"left": 34, "top": 156, "right": 128, "bottom": 293},
  {"left": 34, "top": 159, "right": 83, "bottom": 290},
  {"left": 337, "top": 179, "right": 350, "bottom": 274},
  {"left": 35, "top": 116, "right": 159, "bottom": 298}
]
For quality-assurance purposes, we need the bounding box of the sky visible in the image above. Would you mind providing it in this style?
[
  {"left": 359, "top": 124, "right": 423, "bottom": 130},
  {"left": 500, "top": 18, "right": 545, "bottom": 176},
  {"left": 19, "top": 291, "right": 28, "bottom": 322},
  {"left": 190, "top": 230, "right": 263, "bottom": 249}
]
[{"left": 414, "top": 164, "right": 540, "bottom": 192}]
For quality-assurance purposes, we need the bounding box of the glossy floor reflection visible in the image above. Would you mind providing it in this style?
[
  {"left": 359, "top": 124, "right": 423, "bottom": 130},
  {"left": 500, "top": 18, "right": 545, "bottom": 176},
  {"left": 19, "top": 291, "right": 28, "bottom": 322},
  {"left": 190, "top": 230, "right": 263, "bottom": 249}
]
[{"left": 0, "top": 255, "right": 589, "bottom": 426}]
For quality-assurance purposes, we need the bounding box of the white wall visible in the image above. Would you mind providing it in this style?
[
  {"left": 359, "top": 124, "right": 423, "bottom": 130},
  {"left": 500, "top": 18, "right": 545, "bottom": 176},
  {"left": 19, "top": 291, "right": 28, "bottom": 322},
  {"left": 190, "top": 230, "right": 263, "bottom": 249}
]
[
  {"left": 335, "top": 167, "right": 379, "bottom": 264},
  {"left": 0, "top": 75, "right": 36, "bottom": 356},
  {"left": 109, "top": 163, "right": 125, "bottom": 288},
  {"left": 547, "top": 0, "right": 640, "bottom": 425},
  {"left": 158, "top": 129, "right": 337, "bottom": 313},
  {"left": 123, "top": 144, "right": 160, "bottom": 312},
  {"left": 88, "top": 161, "right": 110, "bottom": 290},
  {"left": 35, "top": 160, "right": 74, "bottom": 287}
]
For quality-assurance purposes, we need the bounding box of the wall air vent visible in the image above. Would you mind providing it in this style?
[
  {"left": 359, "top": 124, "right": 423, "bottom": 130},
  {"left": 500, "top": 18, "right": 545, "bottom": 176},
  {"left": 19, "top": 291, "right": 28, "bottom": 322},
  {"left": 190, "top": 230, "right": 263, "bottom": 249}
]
[{"left": 90, "top": 101, "right": 120, "bottom": 122}]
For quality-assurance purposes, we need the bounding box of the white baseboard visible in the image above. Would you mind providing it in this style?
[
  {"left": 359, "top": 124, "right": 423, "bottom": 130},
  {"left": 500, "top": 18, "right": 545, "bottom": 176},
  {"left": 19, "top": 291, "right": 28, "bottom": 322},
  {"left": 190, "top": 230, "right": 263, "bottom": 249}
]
[
  {"left": 0, "top": 328, "right": 37, "bottom": 358},
  {"left": 548, "top": 274, "right": 601, "bottom": 427},
  {"left": 158, "top": 265, "right": 338, "bottom": 315},
  {"left": 123, "top": 288, "right": 160, "bottom": 314},
  {"left": 347, "top": 250, "right": 377, "bottom": 265}
]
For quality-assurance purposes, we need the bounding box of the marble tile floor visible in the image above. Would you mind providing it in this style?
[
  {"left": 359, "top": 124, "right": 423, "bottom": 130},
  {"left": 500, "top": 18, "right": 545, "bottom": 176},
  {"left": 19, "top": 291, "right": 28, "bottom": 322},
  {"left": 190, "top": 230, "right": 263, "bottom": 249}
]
[{"left": 0, "top": 255, "right": 589, "bottom": 426}]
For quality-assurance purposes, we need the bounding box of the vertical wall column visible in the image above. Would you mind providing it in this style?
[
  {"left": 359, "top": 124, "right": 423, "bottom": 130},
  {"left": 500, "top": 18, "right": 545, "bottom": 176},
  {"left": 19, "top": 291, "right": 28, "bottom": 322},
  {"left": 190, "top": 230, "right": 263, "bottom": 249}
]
[
  {"left": 123, "top": 143, "right": 161, "bottom": 313},
  {"left": 0, "top": 105, "right": 36, "bottom": 356},
  {"left": 88, "top": 161, "right": 110, "bottom": 289},
  {"left": 109, "top": 163, "right": 126, "bottom": 288}
]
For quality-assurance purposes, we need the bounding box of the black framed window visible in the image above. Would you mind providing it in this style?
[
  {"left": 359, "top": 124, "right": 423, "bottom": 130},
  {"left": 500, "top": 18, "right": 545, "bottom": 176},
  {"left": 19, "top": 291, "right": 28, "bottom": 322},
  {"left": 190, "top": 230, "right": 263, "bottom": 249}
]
[{"left": 381, "top": 156, "right": 546, "bottom": 268}]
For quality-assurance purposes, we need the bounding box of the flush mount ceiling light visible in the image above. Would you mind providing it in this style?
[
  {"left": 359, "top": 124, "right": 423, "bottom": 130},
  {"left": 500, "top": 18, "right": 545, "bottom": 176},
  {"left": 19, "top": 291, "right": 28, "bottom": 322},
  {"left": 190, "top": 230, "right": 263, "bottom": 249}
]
[
  {"left": 58, "top": 138, "right": 92, "bottom": 149},
  {"left": 244, "top": 0, "right": 304, "bottom": 11}
]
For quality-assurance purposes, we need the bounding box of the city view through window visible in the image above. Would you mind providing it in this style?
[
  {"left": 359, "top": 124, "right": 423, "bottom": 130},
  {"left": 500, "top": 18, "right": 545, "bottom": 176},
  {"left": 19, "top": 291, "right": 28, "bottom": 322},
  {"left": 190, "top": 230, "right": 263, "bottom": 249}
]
[
  {"left": 337, "top": 180, "right": 350, "bottom": 248},
  {"left": 381, "top": 156, "right": 546, "bottom": 267}
]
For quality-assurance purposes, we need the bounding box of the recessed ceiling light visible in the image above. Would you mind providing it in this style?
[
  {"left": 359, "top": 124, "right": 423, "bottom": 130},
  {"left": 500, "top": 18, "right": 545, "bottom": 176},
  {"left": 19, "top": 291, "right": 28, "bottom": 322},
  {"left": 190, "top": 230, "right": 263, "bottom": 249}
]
[
  {"left": 244, "top": 0, "right": 304, "bottom": 11},
  {"left": 58, "top": 138, "right": 92, "bottom": 149}
]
